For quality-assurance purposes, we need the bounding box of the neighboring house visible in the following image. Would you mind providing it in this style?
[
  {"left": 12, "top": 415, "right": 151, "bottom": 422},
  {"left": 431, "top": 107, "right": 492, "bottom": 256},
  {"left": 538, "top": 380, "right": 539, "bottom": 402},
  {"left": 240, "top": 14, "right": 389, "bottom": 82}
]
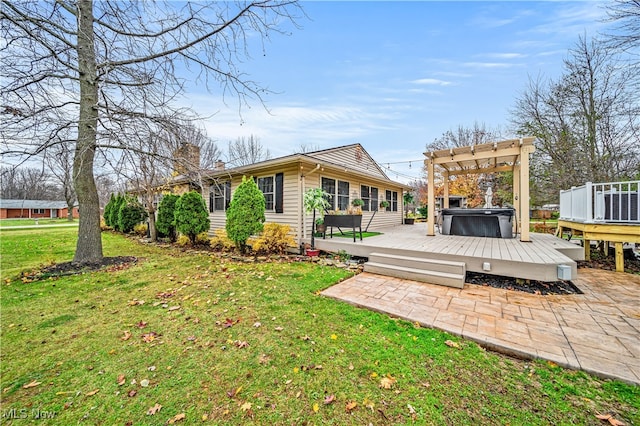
[
  {"left": 169, "top": 144, "right": 410, "bottom": 247},
  {"left": 0, "top": 199, "right": 79, "bottom": 219}
]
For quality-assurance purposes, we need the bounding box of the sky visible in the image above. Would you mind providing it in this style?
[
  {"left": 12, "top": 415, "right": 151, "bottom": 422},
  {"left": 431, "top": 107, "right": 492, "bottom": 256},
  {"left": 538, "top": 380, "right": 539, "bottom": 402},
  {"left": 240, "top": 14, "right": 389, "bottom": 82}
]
[{"left": 183, "top": 1, "right": 611, "bottom": 184}]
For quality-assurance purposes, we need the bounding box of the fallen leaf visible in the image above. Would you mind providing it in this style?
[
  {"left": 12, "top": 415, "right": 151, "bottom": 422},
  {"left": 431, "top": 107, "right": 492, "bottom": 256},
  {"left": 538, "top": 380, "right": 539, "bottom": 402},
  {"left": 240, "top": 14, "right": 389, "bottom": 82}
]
[
  {"left": 258, "top": 354, "right": 271, "bottom": 365},
  {"left": 142, "top": 332, "right": 158, "bottom": 343},
  {"left": 274, "top": 326, "right": 284, "bottom": 331},
  {"left": 22, "top": 380, "right": 41, "bottom": 389},
  {"left": 348, "top": 363, "right": 354, "bottom": 371},
  {"left": 312, "top": 402, "right": 319, "bottom": 413},
  {"left": 167, "top": 412, "right": 185, "bottom": 424},
  {"left": 146, "top": 403, "right": 162, "bottom": 415},
  {"left": 234, "top": 340, "right": 249, "bottom": 349},
  {"left": 140, "top": 379, "right": 150, "bottom": 387},
  {"left": 444, "top": 340, "right": 460, "bottom": 349},
  {"left": 86, "top": 389, "right": 100, "bottom": 396},
  {"left": 128, "top": 389, "right": 137, "bottom": 397},
  {"left": 227, "top": 386, "right": 243, "bottom": 398},
  {"left": 121, "top": 330, "right": 132, "bottom": 341},
  {"left": 379, "top": 374, "right": 397, "bottom": 389},
  {"left": 253, "top": 322, "right": 262, "bottom": 328},
  {"left": 167, "top": 306, "right": 181, "bottom": 311},
  {"left": 596, "top": 413, "right": 626, "bottom": 426},
  {"left": 240, "top": 402, "right": 252, "bottom": 412},
  {"left": 408, "top": 403, "right": 416, "bottom": 414},
  {"left": 324, "top": 394, "right": 336, "bottom": 405},
  {"left": 222, "top": 318, "right": 240, "bottom": 328},
  {"left": 117, "top": 374, "right": 126, "bottom": 386},
  {"left": 345, "top": 401, "right": 357, "bottom": 412},
  {"left": 136, "top": 321, "right": 148, "bottom": 329}
]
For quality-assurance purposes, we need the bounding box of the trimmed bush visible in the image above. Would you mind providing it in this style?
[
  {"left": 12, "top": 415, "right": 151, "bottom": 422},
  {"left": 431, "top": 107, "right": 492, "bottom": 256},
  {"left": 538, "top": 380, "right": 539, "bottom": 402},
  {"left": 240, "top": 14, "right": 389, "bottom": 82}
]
[
  {"left": 109, "top": 194, "right": 125, "bottom": 231},
  {"left": 117, "top": 196, "right": 147, "bottom": 233},
  {"left": 174, "top": 191, "right": 210, "bottom": 245},
  {"left": 209, "top": 229, "right": 236, "bottom": 252},
  {"left": 133, "top": 223, "right": 148, "bottom": 236},
  {"left": 103, "top": 193, "right": 115, "bottom": 227},
  {"left": 226, "top": 176, "right": 265, "bottom": 253},
  {"left": 156, "top": 194, "right": 179, "bottom": 242},
  {"left": 250, "top": 223, "right": 295, "bottom": 255}
]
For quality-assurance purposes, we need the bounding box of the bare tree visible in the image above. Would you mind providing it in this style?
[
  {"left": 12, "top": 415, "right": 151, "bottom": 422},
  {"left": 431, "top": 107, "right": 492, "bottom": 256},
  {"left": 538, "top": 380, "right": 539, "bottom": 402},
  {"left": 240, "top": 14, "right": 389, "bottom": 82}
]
[
  {"left": 1, "top": 1, "right": 302, "bottom": 263},
  {"left": 604, "top": 0, "right": 640, "bottom": 56},
  {"left": 511, "top": 36, "right": 640, "bottom": 204},
  {"left": 425, "top": 122, "right": 503, "bottom": 152},
  {"left": 294, "top": 143, "right": 321, "bottom": 154},
  {"left": 0, "top": 166, "right": 60, "bottom": 200},
  {"left": 45, "top": 143, "right": 76, "bottom": 220},
  {"left": 227, "top": 135, "right": 272, "bottom": 166}
]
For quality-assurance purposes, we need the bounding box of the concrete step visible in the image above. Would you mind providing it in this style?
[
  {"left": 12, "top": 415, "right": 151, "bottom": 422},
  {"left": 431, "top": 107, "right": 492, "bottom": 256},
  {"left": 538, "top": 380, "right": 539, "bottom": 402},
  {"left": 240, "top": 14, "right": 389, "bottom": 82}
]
[
  {"left": 364, "top": 253, "right": 466, "bottom": 288},
  {"left": 368, "top": 252, "right": 466, "bottom": 275}
]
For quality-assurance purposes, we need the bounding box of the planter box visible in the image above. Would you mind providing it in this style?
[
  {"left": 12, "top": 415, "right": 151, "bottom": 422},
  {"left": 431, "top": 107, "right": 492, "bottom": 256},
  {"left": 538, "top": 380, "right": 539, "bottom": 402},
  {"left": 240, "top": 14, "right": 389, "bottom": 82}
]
[
  {"left": 324, "top": 214, "right": 363, "bottom": 242},
  {"left": 306, "top": 249, "right": 320, "bottom": 257},
  {"left": 404, "top": 218, "right": 415, "bottom": 225}
]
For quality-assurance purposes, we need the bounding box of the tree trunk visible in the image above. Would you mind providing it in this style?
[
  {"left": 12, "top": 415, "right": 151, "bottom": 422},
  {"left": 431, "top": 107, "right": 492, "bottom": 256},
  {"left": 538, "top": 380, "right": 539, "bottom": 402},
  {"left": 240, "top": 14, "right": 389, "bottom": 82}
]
[
  {"left": 148, "top": 209, "right": 157, "bottom": 241},
  {"left": 73, "top": 0, "right": 103, "bottom": 263}
]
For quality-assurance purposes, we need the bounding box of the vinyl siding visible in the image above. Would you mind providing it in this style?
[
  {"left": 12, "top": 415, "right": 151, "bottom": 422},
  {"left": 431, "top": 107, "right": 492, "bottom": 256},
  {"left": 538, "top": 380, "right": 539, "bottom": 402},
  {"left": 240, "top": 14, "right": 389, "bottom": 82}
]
[{"left": 308, "top": 145, "right": 389, "bottom": 180}]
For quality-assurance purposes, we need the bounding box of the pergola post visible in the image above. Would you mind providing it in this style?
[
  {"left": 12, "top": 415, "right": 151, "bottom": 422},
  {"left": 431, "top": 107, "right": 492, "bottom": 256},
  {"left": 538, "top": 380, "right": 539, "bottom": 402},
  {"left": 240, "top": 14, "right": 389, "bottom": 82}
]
[
  {"left": 513, "top": 163, "right": 520, "bottom": 235},
  {"left": 443, "top": 170, "right": 450, "bottom": 209},
  {"left": 519, "top": 145, "right": 534, "bottom": 242},
  {"left": 427, "top": 157, "right": 435, "bottom": 236}
]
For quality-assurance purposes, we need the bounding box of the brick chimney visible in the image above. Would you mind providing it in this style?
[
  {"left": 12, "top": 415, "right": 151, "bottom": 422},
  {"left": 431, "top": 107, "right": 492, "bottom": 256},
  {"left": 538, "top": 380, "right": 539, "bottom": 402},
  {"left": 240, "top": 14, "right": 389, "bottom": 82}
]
[
  {"left": 173, "top": 143, "right": 200, "bottom": 175},
  {"left": 214, "top": 160, "right": 225, "bottom": 171}
]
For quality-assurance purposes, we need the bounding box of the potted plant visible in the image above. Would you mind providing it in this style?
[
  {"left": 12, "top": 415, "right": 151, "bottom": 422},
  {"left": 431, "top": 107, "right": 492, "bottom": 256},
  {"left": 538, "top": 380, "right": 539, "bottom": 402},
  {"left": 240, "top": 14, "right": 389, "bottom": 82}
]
[
  {"left": 349, "top": 198, "right": 364, "bottom": 215},
  {"left": 303, "top": 188, "right": 331, "bottom": 250},
  {"left": 403, "top": 192, "right": 415, "bottom": 224},
  {"left": 379, "top": 200, "right": 390, "bottom": 210}
]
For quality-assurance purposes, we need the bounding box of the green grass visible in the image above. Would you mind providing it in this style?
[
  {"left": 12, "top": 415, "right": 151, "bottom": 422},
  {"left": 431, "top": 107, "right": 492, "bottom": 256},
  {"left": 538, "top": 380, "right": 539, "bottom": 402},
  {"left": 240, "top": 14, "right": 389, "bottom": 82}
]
[
  {"left": 322, "top": 231, "right": 383, "bottom": 239},
  {"left": 0, "top": 218, "right": 78, "bottom": 227},
  {"left": 1, "top": 228, "right": 638, "bottom": 425}
]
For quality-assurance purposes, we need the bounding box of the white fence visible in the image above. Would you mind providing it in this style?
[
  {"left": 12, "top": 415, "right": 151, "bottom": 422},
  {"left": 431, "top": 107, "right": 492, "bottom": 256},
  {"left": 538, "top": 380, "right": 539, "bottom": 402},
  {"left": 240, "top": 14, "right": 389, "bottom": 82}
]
[{"left": 559, "top": 180, "right": 640, "bottom": 223}]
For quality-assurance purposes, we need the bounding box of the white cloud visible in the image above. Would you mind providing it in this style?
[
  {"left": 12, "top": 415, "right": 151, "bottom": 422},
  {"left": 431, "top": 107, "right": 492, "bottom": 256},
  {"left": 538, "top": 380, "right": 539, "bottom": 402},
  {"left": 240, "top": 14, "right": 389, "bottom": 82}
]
[{"left": 410, "top": 78, "right": 454, "bottom": 86}]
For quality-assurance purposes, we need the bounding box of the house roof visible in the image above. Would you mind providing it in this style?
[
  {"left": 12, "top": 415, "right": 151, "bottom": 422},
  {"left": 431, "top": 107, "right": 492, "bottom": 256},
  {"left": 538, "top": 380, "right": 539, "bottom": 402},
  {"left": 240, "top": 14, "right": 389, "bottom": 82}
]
[
  {"left": 0, "top": 199, "right": 74, "bottom": 209},
  {"left": 172, "top": 143, "right": 410, "bottom": 189}
]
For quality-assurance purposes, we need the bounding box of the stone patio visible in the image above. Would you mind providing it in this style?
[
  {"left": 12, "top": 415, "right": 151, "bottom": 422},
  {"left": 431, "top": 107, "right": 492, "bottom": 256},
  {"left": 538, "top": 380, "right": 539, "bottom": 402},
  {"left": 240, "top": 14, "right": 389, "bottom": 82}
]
[{"left": 321, "top": 268, "right": 640, "bottom": 385}]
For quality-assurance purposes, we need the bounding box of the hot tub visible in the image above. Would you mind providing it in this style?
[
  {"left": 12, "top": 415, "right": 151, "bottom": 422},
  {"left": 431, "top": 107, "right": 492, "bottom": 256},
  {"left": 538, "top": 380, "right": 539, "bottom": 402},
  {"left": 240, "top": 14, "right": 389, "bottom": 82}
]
[{"left": 441, "top": 208, "right": 515, "bottom": 238}]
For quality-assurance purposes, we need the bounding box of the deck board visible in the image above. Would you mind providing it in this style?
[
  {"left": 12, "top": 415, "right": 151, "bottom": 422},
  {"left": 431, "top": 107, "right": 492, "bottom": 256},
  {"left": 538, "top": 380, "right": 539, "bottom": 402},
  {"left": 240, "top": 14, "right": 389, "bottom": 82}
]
[{"left": 310, "top": 223, "right": 580, "bottom": 281}]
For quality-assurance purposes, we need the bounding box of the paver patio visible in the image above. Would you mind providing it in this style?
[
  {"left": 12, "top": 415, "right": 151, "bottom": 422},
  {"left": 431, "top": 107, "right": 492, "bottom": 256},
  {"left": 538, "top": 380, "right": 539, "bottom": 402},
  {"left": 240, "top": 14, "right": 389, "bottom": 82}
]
[{"left": 322, "top": 268, "right": 640, "bottom": 385}]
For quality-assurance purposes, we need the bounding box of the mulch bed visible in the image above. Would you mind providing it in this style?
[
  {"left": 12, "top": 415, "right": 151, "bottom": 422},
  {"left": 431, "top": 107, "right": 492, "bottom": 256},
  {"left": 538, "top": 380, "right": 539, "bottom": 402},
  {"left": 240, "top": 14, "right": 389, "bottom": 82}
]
[
  {"left": 465, "top": 272, "right": 583, "bottom": 295},
  {"left": 577, "top": 250, "right": 640, "bottom": 274},
  {"left": 21, "top": 256, "right": 137, "bottom": 281}
]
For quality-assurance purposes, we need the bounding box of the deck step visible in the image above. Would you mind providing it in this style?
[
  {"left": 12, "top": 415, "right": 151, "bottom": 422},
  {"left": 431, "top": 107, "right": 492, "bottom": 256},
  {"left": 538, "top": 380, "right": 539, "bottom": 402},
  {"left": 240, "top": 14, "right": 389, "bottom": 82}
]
[{"left": 364, "top": 253, "right": 466, "bottom": 288}]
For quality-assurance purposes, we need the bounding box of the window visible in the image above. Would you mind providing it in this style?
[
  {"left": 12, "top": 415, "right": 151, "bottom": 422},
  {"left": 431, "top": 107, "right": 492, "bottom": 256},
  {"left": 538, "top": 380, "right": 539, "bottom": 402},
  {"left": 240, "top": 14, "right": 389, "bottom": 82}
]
[
  {"left": 322, "top": 177, "right": 349, "bottom": 211},
  {"left": 32, "top": 208, "right": 45, "bottom": 214},
  {"left": 337, "top": 180, "right": 349, "bottom": 210},
  {"left": 361, "top": 185, "right": 379, "bottom": 212},
  {"left": 209, "top": 181, "right": 231, "bottom": 212},
  {"left": 386, "top": 190, "right": 398, "bottom": 212},
  {"left": 257, "top": 176, "right": 274, "bottom": 210},
  {"left": 321, "top": 177, "right": 335, "bottom": 209}
]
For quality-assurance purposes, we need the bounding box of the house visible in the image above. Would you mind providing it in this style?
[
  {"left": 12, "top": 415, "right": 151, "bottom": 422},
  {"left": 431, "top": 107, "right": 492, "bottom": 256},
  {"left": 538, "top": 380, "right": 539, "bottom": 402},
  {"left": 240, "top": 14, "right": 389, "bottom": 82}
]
[
  {"left": 170, "top": 144, "right": 410, "bottom": 247},
  {"left": 0, "top": 199, "right": 79, "bottom": 219}
]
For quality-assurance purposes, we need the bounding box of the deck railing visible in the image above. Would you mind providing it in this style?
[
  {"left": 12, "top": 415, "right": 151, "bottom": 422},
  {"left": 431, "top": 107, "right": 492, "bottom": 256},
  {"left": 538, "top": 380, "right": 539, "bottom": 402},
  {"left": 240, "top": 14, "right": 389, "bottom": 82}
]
[{"left": 559, "top": 180, "right": 640, "bottom": 224}]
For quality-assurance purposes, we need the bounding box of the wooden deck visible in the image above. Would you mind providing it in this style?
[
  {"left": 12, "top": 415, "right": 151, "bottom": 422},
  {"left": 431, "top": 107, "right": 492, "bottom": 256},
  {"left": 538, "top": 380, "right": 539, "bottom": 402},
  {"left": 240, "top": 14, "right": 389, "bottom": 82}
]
[
  {"left": 557, "top": 220, "right": 640, "bottom": 272},
  {"left": 309, "top": 223, "right": 583, "bottom": 282}
]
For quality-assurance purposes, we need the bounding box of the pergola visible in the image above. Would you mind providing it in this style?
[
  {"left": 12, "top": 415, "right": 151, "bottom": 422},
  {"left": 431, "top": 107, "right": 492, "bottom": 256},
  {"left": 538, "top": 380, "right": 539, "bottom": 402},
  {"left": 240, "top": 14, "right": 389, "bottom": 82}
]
[{"left": 423, "top": 137, "right": 536, "bottom": 242}]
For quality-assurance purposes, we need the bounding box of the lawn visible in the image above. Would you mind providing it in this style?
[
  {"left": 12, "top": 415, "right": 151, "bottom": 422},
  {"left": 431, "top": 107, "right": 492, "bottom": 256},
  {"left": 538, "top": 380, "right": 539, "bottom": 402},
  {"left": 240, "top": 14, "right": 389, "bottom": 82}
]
[
  {"left": 0, "top": 218, "right": 78, "bottom": 228},
  {"left": 1, "top": 228, "right": 638, "bottom": 425}
]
